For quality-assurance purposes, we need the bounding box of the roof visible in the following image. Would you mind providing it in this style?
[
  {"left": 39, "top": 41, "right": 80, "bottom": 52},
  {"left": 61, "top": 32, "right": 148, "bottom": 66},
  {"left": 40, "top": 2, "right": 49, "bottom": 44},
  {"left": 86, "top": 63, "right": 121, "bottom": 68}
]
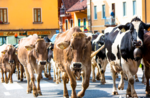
[
  {"left": 62, "top": 0, "right": 79, "bottom": 10},
  {"left": 67, "top": 0, "right": 87, "bottom": 12}
]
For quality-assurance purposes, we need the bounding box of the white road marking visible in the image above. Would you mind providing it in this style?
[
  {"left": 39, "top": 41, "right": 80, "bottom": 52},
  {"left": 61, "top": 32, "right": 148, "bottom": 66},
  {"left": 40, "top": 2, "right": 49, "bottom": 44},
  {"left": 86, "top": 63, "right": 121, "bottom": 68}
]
[
  {"left": 4, "top": 92, "right": 11, "bottom": 96},
  {"left": 35, "top": 80, "right": 58, "bottom": 87},
  {"left": 3, "top": 82, "right": 23, "bottom": 90}
]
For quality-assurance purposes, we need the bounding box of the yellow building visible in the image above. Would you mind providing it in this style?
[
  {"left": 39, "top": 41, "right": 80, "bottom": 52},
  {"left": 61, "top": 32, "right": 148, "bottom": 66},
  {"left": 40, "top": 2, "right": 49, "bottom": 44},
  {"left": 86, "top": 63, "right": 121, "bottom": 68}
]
[
  {"left": 142, "top": 0, "right": 150, "bottom": 23},
  {"left": 67, "top": 0, "right": 89, "bottom": 32},
  {"left": 0, "top": 0, "right": 59, "bottom": 45},
  {"left": 88, "top": 0, "right": 145, "bottom": 33}
]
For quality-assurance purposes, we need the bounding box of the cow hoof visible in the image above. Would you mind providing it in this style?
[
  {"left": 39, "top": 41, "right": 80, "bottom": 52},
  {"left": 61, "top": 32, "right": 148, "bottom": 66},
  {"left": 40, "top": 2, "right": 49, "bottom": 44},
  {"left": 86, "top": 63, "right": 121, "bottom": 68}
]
[
  {"left": 33, "top": 93, "right": 38, "bottom": 97},
  {"left": 18, "top": 77, "right": 20, "bottom": 80},
  {"left": 135, "top": 79, "right": 139, "bottom": 82},
  {"left": 131, "top": 93, "right": 138, "bottom": 97},
  {"left": 63, "top": 95, "right": 69, "bottom": 98},
  {"left": 77, "top": 91, "right": 84, "bottom": 98},
  {"left": 48, "top": 77, "right": 52, "bottom": 80},
  {"left": 1, "top": 79, "right": 4, "bottom": 83},
  {"left": 56, "top": 81, "right": 59, "bottom": 84},
  {"left": 20, "top": 78, "right": 23, "bottom": 81},
  {"left": 96, "top": 77, "right": 100, "bottom": 80},
  {"left": 92, "top": 79, "right": 96, "bottom": 82},
  {"left": 10, "top": 81, "right": 13, "bottom": 83},
  {"left": 53, "top": 80, "right": 56, "bottom": 82},
  {"left": 112, "top": 91, "right": 118, "bottom": 95},
  {"left": 118, "top": 85, "right": 124, "bottom": 90},
  {"left": 38, "top": 92, "right": 42, "bottom": 96},
  {"left": 126, "top": 94, "right": 131, "bottom": 98},
  {"left": 27, "top": 90, "right": 32, "bottom": 94}
]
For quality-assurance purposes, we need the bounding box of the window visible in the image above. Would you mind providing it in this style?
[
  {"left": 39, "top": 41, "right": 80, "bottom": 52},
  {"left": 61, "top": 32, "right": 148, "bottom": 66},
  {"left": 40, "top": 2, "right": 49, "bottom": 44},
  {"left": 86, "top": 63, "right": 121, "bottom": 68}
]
[
  {"left": 78, "top": 19, "right": 80, "bottom": 27},
  {"left": 133, "top": 0, "right": 136, "bottom": 15},
  {"left": 70, "top": 19, "right": 73, "bottom": 28},
  {"left": 34, "top": 8, "right": 41, "bottom": 22},
  {"left": 83, "top": 18, "right": 86, "bottom": 30},
  {"left": 0, "top": 8, "right": 7, "bottom": 23},
  {"left": 94, "top": 6, "right": 97, "bottom": 20},
  {"left": 0, "top": 37, "right": 6, "bottom": 46},
  {"left": 102, "top": 5, "right": 106, "bottom": 18},
  {"left": 65, "top": 19, "right": 68, "bottom": 30},
  {"left": 123, "top": 2, "right": 126, "bottom": 16}
]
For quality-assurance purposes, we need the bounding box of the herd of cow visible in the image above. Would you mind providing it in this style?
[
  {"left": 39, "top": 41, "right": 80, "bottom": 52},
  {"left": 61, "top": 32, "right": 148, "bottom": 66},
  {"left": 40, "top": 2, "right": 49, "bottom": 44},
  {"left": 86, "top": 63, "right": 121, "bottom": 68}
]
[{"left": 0, "top": 17, "right": 150, "bottom": 98}]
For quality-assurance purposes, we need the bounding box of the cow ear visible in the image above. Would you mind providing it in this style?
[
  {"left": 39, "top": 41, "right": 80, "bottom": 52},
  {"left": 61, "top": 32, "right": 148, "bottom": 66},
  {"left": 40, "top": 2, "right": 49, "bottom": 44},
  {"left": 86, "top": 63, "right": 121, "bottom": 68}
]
[
  {"left": 46, "top": 42, "right": 52, "bottom": 49},
  {"left": 118, "top": 23, "right": 133, "bottom": 32},
  {"left": 57, "top": 41, "right": 70, "bottom": 50},
  {"left": 86, "top": 36, "right": 92, "bottom": 44},
  {"left": 25, "top": 45, "right": 35, "bottom": 51},
  {"left": 1, "top": 50, "right": 7, "bottom": 54},
  {"left": 143, "top": 23, "right": 150, "bottom": 31}
]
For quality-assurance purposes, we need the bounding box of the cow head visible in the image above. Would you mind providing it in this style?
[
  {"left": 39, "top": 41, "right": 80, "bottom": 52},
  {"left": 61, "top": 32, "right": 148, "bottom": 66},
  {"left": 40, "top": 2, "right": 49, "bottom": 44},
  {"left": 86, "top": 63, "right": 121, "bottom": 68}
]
[
  {"left": 25, "top": 39, "right": 51, "bottom": 65},
  {"left": 1, "top": 45, "right": 17, "bottom": 64},
  {"left": 57, "top": 32, "right": 91, "bottom": 76},
  {"left": 131, "top": 17, "right": 150, "bottom": 47}
]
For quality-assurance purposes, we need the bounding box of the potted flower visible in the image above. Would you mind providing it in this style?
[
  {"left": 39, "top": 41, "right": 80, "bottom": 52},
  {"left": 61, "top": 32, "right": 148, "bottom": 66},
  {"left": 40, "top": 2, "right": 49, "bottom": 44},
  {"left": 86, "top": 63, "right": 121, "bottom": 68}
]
[{"left": 0, "top": 20, "right": 4, "bottom": 24}]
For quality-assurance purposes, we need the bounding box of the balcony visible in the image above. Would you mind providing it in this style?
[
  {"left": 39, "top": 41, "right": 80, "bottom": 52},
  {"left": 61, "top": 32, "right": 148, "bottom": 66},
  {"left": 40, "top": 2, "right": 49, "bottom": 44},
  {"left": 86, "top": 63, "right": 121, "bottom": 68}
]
[
  {"left": 104, "top": 17, "right": 117, "bottom": 27},
  {"left": 60, "top": 8, "right": 71, "bottom": 17}
]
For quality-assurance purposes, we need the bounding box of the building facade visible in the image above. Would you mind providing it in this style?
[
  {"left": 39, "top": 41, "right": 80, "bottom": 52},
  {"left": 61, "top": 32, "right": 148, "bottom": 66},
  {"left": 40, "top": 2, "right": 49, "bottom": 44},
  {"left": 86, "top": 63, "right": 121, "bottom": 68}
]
[
  {"left": 89, "top": 0, "right": 145, "bottom": 33},
  {"left": 0, "top": 0, "right": 59, "bottom": 45}
]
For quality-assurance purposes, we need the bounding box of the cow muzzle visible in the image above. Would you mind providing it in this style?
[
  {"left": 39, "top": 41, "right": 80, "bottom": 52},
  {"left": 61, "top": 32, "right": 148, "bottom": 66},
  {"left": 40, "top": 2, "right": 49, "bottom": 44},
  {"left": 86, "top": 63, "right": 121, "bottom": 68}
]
[
  {"left": 39, "top": 60, "right": 46, "bottom": 65},
  {"left": 133, "top": 41, "right": 142, "bottom": 47},
  {"left": 8, "top": 60, "right": 14, "bottom": 64},
  {"left": 133, "top": 48, "right": 142, "bottom": 61},
  {"left": 71, "top": 62, "right": 82, "bottom": 78}
]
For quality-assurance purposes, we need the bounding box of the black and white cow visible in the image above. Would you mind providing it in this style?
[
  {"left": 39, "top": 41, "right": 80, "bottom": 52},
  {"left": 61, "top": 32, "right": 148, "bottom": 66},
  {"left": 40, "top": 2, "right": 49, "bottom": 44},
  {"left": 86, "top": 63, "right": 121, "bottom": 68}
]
[
  {"left": 91, "top": 33, "right": 108, "bottom": 84},
  {"left": 43, "top": 37, "right": 53, "bottom": 80},
  {"left": 104, "top": 17, "right": 150, "bottom": 97}
]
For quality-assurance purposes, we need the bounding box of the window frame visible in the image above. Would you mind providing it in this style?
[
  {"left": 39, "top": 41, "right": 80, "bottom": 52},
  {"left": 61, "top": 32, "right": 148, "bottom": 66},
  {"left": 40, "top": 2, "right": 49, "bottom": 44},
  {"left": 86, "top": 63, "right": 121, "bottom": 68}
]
[
  {"left": 83, "top": 18, "right": 86, "bottom": 30},
  {"left": 33, "top": 8, "right": 42, "bottom": 23},
  {"left": 0, "top": 8, "right": 8, "bottom": 23},
  {"left": 133, "top": 0, "right": 136, "bottom": 15},
  {"left": 78, "top": 18, "right": 81, "bottom": 27},
  {"left": 70, "top": 19, "right": 73, "bottom": 28},
  {"left": 65, "top": 19, "right": 68, "bottom": 30},
  {"left": 94, "top": 6, "right": 97, "bottom": 20},
  {"left": 102, "top": 5, "right": 106, "bottom": 19},
  {"left": 123, "top": 2, "right": 126, "bottom": 16}
]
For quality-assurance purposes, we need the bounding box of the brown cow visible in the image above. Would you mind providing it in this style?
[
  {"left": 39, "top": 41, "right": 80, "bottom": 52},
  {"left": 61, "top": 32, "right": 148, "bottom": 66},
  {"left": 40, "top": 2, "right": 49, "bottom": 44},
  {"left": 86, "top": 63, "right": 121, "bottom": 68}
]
[
  {"left": 0, "top": 44, "right": 17, "bottom": 84},
  {"left": 17, "top": 34, "right": 51, "bottom": 97},
  {"left": 142, "top": 31, "right": 150, "bottom": 96},
  {"left": 53, "top": 27, "right": 92, "bottom": 98}
]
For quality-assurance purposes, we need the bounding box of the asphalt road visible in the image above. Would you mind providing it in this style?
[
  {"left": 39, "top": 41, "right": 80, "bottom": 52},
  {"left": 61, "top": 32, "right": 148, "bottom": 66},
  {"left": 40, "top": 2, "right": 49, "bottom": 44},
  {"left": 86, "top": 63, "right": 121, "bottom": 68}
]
[{"left": 0, "top": 64, "right": 146, "bottom": 98}]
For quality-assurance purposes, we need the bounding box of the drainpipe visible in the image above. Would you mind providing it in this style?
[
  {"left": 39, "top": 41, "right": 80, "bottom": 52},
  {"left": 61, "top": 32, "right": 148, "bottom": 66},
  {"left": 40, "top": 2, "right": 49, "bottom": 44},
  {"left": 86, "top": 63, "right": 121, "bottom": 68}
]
[
  {"left": 145, "top": 0, "right": 147, "bottom": 23},
  {"left": 90, "top": 0, "right": 92, "bottom": 33}
]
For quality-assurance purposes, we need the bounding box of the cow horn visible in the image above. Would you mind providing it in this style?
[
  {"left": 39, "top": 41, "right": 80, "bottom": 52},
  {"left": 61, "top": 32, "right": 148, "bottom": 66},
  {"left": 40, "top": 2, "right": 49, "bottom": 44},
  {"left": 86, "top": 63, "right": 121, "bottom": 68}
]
[{"left": 91, "top": 44, "right": 105, "bottom": 58}]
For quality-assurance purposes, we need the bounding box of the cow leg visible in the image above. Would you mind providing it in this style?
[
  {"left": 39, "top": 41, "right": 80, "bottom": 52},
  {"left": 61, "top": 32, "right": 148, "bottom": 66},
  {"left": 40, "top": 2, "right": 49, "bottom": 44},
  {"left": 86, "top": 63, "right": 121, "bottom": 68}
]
[
  {"left": 111, "top": 69, "right": 118, "bottom": 95},
  {"left": 135, "top": 74, "right": 139, "bottom": 82},
  {"left": 56, "top": 67, "right": 59, "bottom": 84},
  {"left": 100, "top": 69, "right": 105, "bottom": 84},
  {"left": 44, "top": 63, "right": 48, "bottom": 78},
  {"left": 53, "top": 65, "right": 56, "bottom": 82},
  {"left": 37, "top": 73, "right": 42, "bottom": 95},
  {"left": 4, "top": 72, "right": 8, "bottom": 84},
  {"left": 145, "top": 66, "right": 150, "bottom": 96},
  {"left": 118, "top": 71, "right": 124, "bottom": 90},
  {"left": 27, "top": 65, "right": 38, "bottom": 97},
  {"left": 62, "top": 72, "right": 69, "bottom": 98},
  {"left": 1, "top": 68, "right": 4, "bottom": 83},
  {"left": 123, "top": 73, "right": 128, "bottom": 80},
  {"left": 24, "top": 67, "right": 31, "bottom": 93},
  {"left": 58, "top": 69, "right": 61, "bottom": 82},
  {"left": 77, "top": 68, "right": 90, "bottom": 98},
  {"left": 48, "top": 62, "right": 52, "bottom": 80},
  {"left": 92, "top": 64, "right": 96, "bottom": 82},
  {"left": 126, "top": 72, "right": 137, "bottom": 97},
  {"left": 20, "top": 64, "right": 24, "bottom": 81},
  {"left": 16, "top": 64, "right": 20, "bottom": 80},
  {"left": 96, "top": 67, "right": 100, "bottom": 80},
  {"left": 65, "top": 66, "right": 77, "bottom": 98},
  {"left": 126, "top": 82, "right": 131, "bottom": 97}
]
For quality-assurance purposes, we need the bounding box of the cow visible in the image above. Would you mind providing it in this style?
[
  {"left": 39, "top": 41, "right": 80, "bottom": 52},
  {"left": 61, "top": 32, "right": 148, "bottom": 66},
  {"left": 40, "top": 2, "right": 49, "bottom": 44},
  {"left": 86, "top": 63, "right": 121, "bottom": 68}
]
[
  {"left": 142, "top": 31, "right": 150, "bottom": 96},
  {"left": 53, "top": 27, "right": 102, "bottom": 98},
  {"left": 17, "top": 34, "right": 51, "bottom": 97},
  {"left": 104, "top": 17, "right": 150, "bottom": 97},
  {"left": 91, "top": 33, "right": 107, "bottom": 84},
  {"left": 43, "top": 37, "right": 53, "bottom": 80},
  {"left": 0, "top": 44, "right": 17, "bottom": 84}
]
